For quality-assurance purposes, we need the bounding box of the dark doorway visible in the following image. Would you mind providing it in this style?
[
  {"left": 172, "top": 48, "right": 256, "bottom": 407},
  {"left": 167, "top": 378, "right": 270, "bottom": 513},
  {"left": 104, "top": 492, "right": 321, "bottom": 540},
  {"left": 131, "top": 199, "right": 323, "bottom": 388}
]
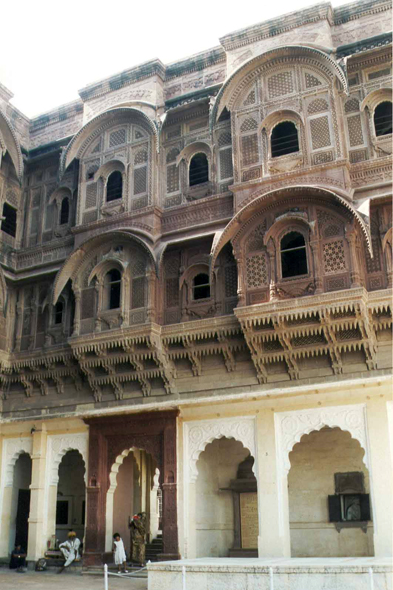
[{"left": 15, "top": 489, "right": 31, "bottom": 549}]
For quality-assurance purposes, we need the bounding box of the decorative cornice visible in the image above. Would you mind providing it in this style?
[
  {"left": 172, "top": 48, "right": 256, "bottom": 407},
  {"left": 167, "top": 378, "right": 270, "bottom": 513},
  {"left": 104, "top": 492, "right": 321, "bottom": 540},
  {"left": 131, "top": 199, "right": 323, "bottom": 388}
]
[
  {"left": 79, "top": 59, "right": 166, "bottom": 102},
  {"left": 333, "top": 0, "right": 392, "bottom": 25},
  {"left": 219, "top": 3, "right": 333, "bottom": 51}
]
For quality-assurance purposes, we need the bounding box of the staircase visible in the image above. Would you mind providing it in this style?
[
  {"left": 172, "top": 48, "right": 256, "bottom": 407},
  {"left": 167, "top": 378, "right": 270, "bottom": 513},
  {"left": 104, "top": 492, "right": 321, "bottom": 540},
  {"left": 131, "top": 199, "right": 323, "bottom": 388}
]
[{"left": 145, "top": 533, "right": 163, "bottom": 562}]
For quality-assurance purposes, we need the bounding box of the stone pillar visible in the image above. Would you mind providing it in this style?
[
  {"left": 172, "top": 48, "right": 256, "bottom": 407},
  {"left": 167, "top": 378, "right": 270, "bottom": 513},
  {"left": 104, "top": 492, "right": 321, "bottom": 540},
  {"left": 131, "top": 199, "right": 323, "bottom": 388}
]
[
  {"left": 256, "top": 410, "right": 290, "bottom": 557},
  {"left": 366, "top": 396, "right": 393, "bottom": 557},
  {"left": 28, "top": 426, "right": 48, "bottom": 561},
  {"left": 346, "top": 231, "right": 361, "bottom": 288},
  {"left": 310, "top": 238, "right": 323, "bottom": 293},
  {"left": 161, "top": 421, "right": 179, "bottom": 560},
  {"left": 146, "top": 270, "right": 156, "bottom": 323},
  {"left": 73, "top": 287, "right": 81, "bottom": 336},
  {"left": 84, "top": 428, "right": 107, "bottom": 566}
]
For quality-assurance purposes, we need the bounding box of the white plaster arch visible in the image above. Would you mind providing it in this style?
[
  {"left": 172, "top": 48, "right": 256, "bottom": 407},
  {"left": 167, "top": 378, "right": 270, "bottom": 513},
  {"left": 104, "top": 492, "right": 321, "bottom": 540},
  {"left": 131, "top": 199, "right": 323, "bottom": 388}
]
[
  {"left": 184, "top": 416, "right": 257, "bottom": 483},
  {"left": 275, "top": 403, "right": 369, "bottom": 475},
  {"left": 2, "top": 437, "right": 33, "bottom": 487},
  {"left": 47, "top": 433, "right": 88, "bottom": 485}
]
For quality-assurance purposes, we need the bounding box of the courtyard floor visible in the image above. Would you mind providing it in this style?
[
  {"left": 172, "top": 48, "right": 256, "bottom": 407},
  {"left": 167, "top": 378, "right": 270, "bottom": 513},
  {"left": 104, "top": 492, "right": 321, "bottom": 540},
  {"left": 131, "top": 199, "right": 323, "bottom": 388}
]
[{"left": 0, "top": 568, "right": 148, "bottom": 590}]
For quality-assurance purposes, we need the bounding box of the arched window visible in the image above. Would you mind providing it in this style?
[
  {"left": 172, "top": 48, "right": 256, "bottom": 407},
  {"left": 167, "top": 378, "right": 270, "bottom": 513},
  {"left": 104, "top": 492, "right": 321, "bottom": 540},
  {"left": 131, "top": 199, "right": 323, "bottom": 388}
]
[
  {"left": 374, "top": 102, "right": 392, "bottom": 136},
  {"left": 1, "top": 203, "right": 17, "bottom": 237},
  {"left": 271, "top": 122, "right": 299, "bottom": 157},
  {"left": 280, "top": 232, "right": 308, "bottom": 278},
  {"left": 54, "top": 301, "right": 63, "bottom": 324},
  {"left": 106, "top": 171, "right": 123, "bottom": 202},
  {"left": 189, "top": 153, "right": 209, "bottom": 186},
  {"left": 192, "top": 273, "right": 210, "bottom": 300},
  {"left": 105, "top": 269, "right": 121, "bottom": 309},
  {"left": 59, "top": 198, "right": 69, "bottom": 225}
]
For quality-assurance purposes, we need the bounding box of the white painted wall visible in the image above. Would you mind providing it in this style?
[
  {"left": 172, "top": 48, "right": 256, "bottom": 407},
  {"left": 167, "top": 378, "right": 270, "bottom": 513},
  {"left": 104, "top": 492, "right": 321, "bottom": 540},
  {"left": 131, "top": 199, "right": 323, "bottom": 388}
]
[
  {"left": 195, "top": 438, "right": 249, "bottom": 557},
  {"left": 288, "top": 427, "right": 373, "bottom": 557}
]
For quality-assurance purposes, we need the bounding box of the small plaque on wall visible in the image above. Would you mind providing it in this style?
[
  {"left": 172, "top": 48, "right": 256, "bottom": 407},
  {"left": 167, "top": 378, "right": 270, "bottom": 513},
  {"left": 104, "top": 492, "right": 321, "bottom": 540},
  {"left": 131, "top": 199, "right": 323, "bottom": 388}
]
[{"left": 240, "top": 492, "right": 258, "bottom": 549}]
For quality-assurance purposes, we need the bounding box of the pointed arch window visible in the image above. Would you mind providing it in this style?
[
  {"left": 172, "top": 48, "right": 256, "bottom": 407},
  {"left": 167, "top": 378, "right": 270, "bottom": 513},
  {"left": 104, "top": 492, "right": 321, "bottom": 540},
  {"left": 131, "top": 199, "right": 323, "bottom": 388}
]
[
  {"left": 106, "top": 171, "right": 123, "bottom": 202},
  {"left": 280, "top": 232, "right": 307, "bottom": 278},
  {"left": 271, "top": 122, "right": 299, "bottom": 157},
  {"left": 374, "top": 102, "right": 392, "bottom": 136},
  {"left": 54, "top": 301, "right": 64, "bottom": 324},
  {"left": 59, "top": 198, "right": 69, "bottom": 225},
  {"left": 192, "top": 273, "right": 210, "bottom": 300},
  {"left": 189, "top": 153, "right": 209, "bottom": 186},
  {"left": 105, "top": 269, "right": 121, "bottom": 309}
]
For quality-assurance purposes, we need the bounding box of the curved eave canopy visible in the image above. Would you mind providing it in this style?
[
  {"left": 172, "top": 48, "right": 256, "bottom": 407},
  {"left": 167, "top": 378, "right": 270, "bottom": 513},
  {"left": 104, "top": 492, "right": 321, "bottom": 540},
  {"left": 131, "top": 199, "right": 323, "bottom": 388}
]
[
  {"left": 210, "top": 45, "right": 348, "bottom": 130},
  {"left": 53, "top": 230, "right": 156, "bottom": 304},
  {"left": 0, "top": 111, "right": 23, "bottom": 182},
  {"left": 209, "top": 186, "right": 372, "bottom": 279},
  {"left": 59, "top": 107, "right": 159, "bottom": 178}
]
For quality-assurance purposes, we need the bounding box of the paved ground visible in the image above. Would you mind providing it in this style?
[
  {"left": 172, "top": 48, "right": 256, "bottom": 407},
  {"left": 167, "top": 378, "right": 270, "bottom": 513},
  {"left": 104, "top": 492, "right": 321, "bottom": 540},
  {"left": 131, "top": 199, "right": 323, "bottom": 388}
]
[{"left": 0, "top": 569, "right": 148, "bottom": 590}]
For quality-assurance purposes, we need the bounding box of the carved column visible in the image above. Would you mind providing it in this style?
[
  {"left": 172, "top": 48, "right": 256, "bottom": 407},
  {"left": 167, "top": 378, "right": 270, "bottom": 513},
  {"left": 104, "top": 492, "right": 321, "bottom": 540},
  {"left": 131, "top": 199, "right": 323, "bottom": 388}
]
[
  {"left": 160, "top": 421, "right": 179, "bottom": 560},
  {"left": 121, "top": 275, "right": 130, "bottom": 327},
  {"left": 310, "top": 239, "right": 323, "bottom": 294},
  {"left": 233, "top": 245, "right": 246, "bottom": 307},
  {"left": 146, "top": 269, "right": 156, "bottom": 323},
  {"left": 266, "top": 239, "right": 278, "bottom": 301},
  {"left": 384, "top": 243, "right": 393, "bottom": 288},
  {"left": 83, "top": 426, "right": 107, "bottom": 566},
  {"left": 73, "top": 287, "right": 81, "bottom": 336},
  {"left": 14, "top": 301, "right": 23, "bottom": 352},
  {"left": 346, "top": 231, "right": 361, "bottom": 288},
  {"left": 28, "top": 425, "right": 48, "bottom": 561},
  {"left": 29, "top": 293, "right": 39, "bottom": 350},
  {"left": 94, "top": 279, "right": 102, "bottom": 333}
]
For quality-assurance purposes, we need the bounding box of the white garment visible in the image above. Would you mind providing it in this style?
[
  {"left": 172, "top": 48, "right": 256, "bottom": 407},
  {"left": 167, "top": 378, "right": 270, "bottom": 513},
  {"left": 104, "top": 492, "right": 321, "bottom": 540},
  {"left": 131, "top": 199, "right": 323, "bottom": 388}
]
[
  {"left": 113, "top": 539, "right": 127, "bottom": 565},
  {"left": 59, "top": 538, "right": 81, "bottom": 567}
]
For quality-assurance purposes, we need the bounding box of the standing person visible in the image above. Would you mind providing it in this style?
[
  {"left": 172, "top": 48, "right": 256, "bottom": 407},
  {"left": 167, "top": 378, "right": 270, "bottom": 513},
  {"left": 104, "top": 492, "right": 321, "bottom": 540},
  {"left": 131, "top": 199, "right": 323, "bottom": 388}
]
[
  {"left": 129, "top": 512, "right": 147, "bottom": 567},
  {"left": 113, "top": 533, "right": 128, "bottom": 573},
  {"left": 9, "top": 545, "right": 27, "bottom": 572},
  {"left": 58, "top": 530, "right": 81, "bottom": 574}
]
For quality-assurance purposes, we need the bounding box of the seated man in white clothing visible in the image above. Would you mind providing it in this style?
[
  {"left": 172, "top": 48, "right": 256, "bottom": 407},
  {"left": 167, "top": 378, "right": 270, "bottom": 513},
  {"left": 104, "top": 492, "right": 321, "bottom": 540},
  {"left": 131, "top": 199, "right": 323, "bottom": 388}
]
[{"left": 58, "top": 530, "right": 81, "bottom": 573}]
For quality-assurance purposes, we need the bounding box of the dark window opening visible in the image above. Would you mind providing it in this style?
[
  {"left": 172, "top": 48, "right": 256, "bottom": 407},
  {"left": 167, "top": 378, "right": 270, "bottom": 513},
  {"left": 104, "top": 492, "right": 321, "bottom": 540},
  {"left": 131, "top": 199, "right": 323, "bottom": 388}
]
[
  {"left": 106, "top": 268, "right": 121, "bottom": 309},
  {"left": 271, "top": 122, "right": 299, "bottom": 157},
  {"left": 281, "top": 231, "right": 308, "bottom": 278},
  {"left": 54, "top": 301, "right": 63, "bottom": 325},
  {"left": 59, "top": 198, "right": 69, "bottom": 225},
  {"left": 328, "top": 494, "right": 370, "bottom": 523},
  {"left": 1, "top": 203, "right": 17, "bottom": 237},
  {"left": 192, "top": 273, "right": 210, "bottom": 300},
  {"left": 56, "top": 500, "right": 69, "bottom": 525},
  {"left": 106, "top": 171, "right": 123, "bottom": 202},
  {"left": 189, "top": 153, "right": 209, "bottom": 186},
  {"left": 374, "top": 101, "right": 392, "bottom": 136}
]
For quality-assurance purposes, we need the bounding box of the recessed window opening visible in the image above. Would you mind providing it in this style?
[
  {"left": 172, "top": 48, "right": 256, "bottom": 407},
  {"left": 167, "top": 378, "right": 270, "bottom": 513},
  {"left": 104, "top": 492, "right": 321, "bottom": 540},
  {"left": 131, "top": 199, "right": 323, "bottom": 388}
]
[
  {"left": 106, "top": 171, "right": 123, "bottom": 202},
  {"left": 374, "top": 102, "right": 392, "bottom": 136},
  {"left": 106, "top": 268, "right": 121, "bottom": 309},
  {"left": 54, "top": 301, "right": 63, "bottom": 325},
  {"left": 59, "top": 198, "right": 69, "bottom": 225},
  {"left": 281, "top": 231, "right": 308, "bottom": 278},
  {"left": 271, "top": 122, "right": 299, "bottom": 157},
  {"left": 192, "top": 273, "right": 210, "bottom": 300},
  {"left": 189, "top": 153, "right": 209, "bottom": 186},
  {"left": 1, "top": 203, "right": 17, "bottom": 237}
]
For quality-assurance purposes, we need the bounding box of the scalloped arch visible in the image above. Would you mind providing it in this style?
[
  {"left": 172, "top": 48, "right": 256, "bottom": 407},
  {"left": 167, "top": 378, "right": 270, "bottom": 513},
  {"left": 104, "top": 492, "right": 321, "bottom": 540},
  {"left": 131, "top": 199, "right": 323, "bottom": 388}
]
[
  {"left": 209, "top": 186, "right": 372, "bottom": 279},
  {"left": 52, "top": 230, "right": 156, "bottom": 304},
  {"left": 185, "top": 416, "right": 256, "bottom": 483},
  {"left": 260, "top": 109, "right": 304, "bottom": 133},
  {"left": 60, "top": 107, "right": 159, "bottom": 177},
  {"left": 360, "top": 87, "right": 392, "bottom": 114},
  {"left": 0, "top": 110, "right": 23, "bottom": 182},
  {"left": 210, "top": 45, "right": 348, "bottom": 129}
]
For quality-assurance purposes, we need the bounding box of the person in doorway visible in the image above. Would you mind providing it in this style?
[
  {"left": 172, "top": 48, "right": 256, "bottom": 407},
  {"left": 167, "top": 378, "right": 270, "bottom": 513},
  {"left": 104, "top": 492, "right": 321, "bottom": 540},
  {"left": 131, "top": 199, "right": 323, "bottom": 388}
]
[
  {"left": 9, "top": 545, "right": 27, "bottom": 572},
  {"left": 129, "top": 512, "right": 147, "bottom": 567},
  {"left": 58, "top": 530, "right": 81, "bottom": 573},
  {"left": 113, "top": 533, "right": 128, "bottom": 573}
]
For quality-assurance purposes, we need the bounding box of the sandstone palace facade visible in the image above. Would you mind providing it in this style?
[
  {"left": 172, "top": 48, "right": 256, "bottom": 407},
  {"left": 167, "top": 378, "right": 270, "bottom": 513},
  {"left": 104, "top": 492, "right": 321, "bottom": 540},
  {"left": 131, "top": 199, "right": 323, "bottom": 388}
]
[{"left": 0, "top": 0, "right": 392, "bottom": 577}]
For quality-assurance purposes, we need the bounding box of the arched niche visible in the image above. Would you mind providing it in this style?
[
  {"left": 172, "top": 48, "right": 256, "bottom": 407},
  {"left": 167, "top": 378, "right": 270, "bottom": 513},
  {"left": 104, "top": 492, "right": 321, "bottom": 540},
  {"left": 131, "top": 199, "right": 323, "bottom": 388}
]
[{"left": 184, "top": 416, "right": 256, "bottom": 484}]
